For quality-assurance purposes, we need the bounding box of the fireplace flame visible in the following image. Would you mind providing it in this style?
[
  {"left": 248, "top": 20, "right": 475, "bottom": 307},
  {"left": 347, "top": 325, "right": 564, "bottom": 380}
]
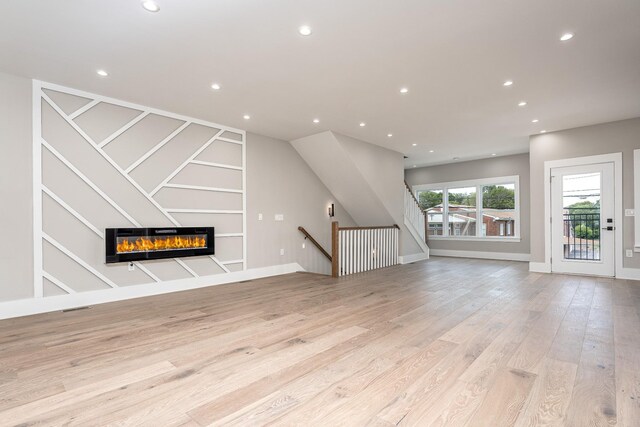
[{"left": 116, "top": 235, "right": 207, "bottom": 253}]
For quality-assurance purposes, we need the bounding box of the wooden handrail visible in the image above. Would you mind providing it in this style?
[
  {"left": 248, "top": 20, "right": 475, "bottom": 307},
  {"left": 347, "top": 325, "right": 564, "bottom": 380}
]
[
  {"left": 338, "top": 225, "right": 400, "bottom": 230},
  {"left": 297, "top": 227, "right": 332, "bottom": 262}
]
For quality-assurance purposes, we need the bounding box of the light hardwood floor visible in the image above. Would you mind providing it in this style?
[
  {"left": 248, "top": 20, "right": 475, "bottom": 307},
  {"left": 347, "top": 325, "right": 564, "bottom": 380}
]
[{"left": 1, "top": 257, "right": 639, "bottom": 426}]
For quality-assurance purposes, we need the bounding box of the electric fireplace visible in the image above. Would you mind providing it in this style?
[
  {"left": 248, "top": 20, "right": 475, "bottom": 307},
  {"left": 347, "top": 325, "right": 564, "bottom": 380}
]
[{"left": 105, "top": 227, "right": 215, "bottom": 263}]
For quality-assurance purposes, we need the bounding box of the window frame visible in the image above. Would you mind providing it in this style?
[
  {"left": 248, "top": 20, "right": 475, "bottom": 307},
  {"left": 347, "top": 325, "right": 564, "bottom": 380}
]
[{"left": 414, "top": 175, "right": 521, "bottom": 242}]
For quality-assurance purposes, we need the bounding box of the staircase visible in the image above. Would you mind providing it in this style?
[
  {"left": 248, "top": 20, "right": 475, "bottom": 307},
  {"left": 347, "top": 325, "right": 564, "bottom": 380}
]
[
  {"left": 291, "top": 131, "right": 429, "bottom": 263},
  {"left": 404, "top": 182, "right": 430, "bottom": 258}
]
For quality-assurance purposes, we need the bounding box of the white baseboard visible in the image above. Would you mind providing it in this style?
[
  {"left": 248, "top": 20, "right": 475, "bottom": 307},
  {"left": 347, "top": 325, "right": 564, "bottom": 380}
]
[
  {"left": 529, "top": 261, "right": 552, "bottom": 273},
  {"left": 0, "top": 263, "right": 304, "bottom": 321},
  {"left": 617, "top": 267, "right": 640, "bottom": 281},
  {"left": 430, "top": 249, "right": 530, "bottom": 262},
  {"left": 399, "top": 252, "right": 430, "bottom": 264}
]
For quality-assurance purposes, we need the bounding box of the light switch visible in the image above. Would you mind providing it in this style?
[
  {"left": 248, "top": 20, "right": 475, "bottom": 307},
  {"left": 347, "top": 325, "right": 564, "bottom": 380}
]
[
  {"left": 258, "top": 213, "right": 263, "bottom": 221},
  {"left": 626, "top": 249, "right": 634, "bottom": 258},
  {"left": 280, "top": 248, "right": 285, "bottom": 255},
  {"left": 275, "top": 214, "right": 284, "bottom": 221},
  {"left": 625, "top": 209, "right": 635, "bottom": 217}
]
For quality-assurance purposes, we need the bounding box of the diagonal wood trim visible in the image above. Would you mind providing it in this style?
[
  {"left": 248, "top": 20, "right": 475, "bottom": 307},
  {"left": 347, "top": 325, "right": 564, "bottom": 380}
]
[
  {"left": 42, "top": 233, "right": 118, "bottom": 289},
  {"left": 149, "top": 130, "right": 225, "bottom": 196},
  {"left": 297, "top": 226, "right": 331, "bottom": 262},
  {"left": 42, "top": 185, "right": 104, "bottom": 238},
  {"left": 161, "top": 183, "right": 243, "bottom": 194},
  {"left": 98, "top": 111, "right": 150, "bottom": 148},
  {"left": 42, "top": 139, "right": 141, "bottom": 227},
  {"left": 68, "top": 99, "right": 100, "bottom": 120},
  {"left": 42, "top": 271, "right": 75, "bottom": 294},
  {"left": 125, "top": 121, "right": 191, "bottom": 173},
  {"left": 189, "top": 160, "right": 243, "bottom": 170},
  {"left": 175, "top": 259, "right": 199, "bottom": 278},
  {"left": 42, "top": 95, "right": 231, "bottom": 273}
]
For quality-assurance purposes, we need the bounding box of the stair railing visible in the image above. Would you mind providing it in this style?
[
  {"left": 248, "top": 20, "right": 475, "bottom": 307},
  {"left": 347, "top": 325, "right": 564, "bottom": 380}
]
[
  {"left": 404, "top": 181, "right": 426, "bottom": 242},
  {"left": 331, "top": 221, "right": 399, "bottom": 278},
  {"left": 297, "top": 226, "right": 332, "bottom": 261}
]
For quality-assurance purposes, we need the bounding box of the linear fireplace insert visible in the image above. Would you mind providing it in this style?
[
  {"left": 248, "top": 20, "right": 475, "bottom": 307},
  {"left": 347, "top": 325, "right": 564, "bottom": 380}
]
[{"left": 105, "top": 227, "right": 215, "bottom": 263}]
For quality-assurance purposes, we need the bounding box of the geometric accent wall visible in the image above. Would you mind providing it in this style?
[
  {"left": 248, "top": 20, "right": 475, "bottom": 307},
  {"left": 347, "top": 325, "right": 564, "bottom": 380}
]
[{"left": 33, "top": 81, "right": 246, "bottom": 298}]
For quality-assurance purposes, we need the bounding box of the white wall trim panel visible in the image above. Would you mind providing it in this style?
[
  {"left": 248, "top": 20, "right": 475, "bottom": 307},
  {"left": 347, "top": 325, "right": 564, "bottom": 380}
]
[
  {"left": 32, "top": 80, "right": 44, "bottom": 298},
  {"left": 33, "top": 80, "right": 247, "bottom": 300},
  {"left": 0, "top": 263, "right": 304, "bottom": 320}
]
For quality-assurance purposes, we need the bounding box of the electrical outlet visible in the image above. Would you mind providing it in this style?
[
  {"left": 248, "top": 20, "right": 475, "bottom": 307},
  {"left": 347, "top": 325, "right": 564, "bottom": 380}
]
[
  {"left": 280, "top": 248, "right": 285, "bottom": 255},
  {"left": 625, "top": 209, "right": 635, "bottom": 217},
  {"left": 275, "top": 214, "right": 284, "bottom": 221},
  {"left": 258, "top": 213, "right": 263, "bottom": 221},
  {"left": 627, "top": 249, "right": 634, "bottom": 258},
  {"left": 302, "top": 242, "right": 306, "bottom": 249},
  {"left": 128, "top": 262, "right": 135, "bottom": 271}
]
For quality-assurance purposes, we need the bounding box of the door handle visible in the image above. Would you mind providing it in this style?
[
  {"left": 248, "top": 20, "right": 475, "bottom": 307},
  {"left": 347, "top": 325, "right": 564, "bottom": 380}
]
[{"left": 601, "top": 226, "right": 615, "bottom": 231}]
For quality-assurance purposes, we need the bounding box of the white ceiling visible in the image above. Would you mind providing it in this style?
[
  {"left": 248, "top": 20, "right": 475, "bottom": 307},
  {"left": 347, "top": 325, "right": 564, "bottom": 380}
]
[{"left": 1, "top": 0, "right": 639, "bottom": 168}]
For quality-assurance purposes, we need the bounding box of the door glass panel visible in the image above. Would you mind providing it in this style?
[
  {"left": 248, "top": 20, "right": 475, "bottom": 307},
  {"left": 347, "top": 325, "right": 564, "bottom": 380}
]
[{"left": 562, "top": 172, "right": 601, "bottom": 261}]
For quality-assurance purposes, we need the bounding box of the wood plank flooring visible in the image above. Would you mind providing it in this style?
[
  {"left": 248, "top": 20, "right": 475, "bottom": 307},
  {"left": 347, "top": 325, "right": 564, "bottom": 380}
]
[{"left": 1, "top": 257, "right": 639, "bottom": 426}]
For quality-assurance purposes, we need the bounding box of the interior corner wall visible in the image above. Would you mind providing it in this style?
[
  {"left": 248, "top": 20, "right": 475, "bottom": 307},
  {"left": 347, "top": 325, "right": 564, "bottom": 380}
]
[
  {"left": 332, "top": 133, "right": 422, "bottom": 256},
  {"left": 404, "top": 153, "right": 531, "bottom": 256},
  {"left": 529, "top": 117, "right": 640, "bottom": 270},
  {"left": 0, "top": 71, "right": 33, "bottom": 301},
  {"left": 246, "top": 132, "right": 355, "bottom": 275},
  {"left": 0, "top": 71, "right": 347, "bottom": 308}
]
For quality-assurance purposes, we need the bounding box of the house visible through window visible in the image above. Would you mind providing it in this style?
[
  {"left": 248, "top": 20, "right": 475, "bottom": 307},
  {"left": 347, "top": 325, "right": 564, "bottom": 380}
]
[{"left": 415, "top": 176, "right": 520, "bottom": 241}]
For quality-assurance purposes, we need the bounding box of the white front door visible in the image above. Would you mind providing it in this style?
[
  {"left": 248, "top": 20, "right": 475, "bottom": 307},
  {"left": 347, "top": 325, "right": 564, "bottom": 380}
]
[{"left": 551, "top": 162, "right": 615, "bottom": 276}]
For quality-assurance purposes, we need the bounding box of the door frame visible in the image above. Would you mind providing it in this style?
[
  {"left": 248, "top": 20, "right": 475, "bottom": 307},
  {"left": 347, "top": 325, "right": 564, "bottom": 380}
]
[{"left": 543, "top": 152, "right": 623, "bottom": 277}]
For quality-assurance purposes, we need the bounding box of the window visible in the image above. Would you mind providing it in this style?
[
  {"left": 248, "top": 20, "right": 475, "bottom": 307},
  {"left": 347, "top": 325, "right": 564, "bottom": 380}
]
[
  {"left": 448, "top": 187, "right": 476, "bottom": 237},
  {"left": 413, "top": 175, "right": 520, "bottom": 241}
]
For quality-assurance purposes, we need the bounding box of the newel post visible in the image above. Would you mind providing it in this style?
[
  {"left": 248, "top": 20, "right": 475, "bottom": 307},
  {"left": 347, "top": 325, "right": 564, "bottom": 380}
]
[{"left": 331, "top": 221, "right": 339, "bottom": 278}]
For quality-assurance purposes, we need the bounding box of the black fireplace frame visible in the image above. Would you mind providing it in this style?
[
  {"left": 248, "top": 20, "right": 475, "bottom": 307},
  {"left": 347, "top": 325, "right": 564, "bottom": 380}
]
[{"left": 105, "top": 227, "right": 215, "bottom": 264}]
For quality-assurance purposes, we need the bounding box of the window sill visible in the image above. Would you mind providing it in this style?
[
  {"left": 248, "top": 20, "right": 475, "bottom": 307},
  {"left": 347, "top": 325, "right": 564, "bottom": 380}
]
[{"left": 428, "top": 236, "right": 522, "bottom": 243}]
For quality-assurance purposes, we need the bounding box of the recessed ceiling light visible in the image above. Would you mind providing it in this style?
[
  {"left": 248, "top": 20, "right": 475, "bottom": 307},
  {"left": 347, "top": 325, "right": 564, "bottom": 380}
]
[
  {"left": 429, "top": 150, "right": 434, "bottom": 153},
  {"left": 211, "top": 83, "right": 221, "bottom": 90},
  {"left": 518, "top": 101, "right": 527, "bottom": 107},
  {"left": 540, "top": 130, "right": 547, "bottom": 133},
  {"left": 243, "top": 114, "right": 250, "bottom": 120},
  {"left": 96, "top": 69, "right": 108, "bottom": 77},
  {"left": 412, "top": 143, "right": 417, "bottom": 146},
  {"left": 532, "top": 119, "right": 539, "bottom": 123},
  {"left": 313, "top": 118, "right": 320, "bottom": 124},
  {"left": 359, "top": 122, "right": 366, "bottom": 127},
  {"left": 298, "top": 25, "right": 312, "bottom": 36},
  {"left": 141, "top": 1, "right": 160, "bottom": 12},
  {"left": 503, "top": 80, "right": 514, "bottom": 87},
  {"left": 387, "top": 133, "right": 393, "bottom": 137},
  {"left": 560, "top": 33, "right": 574, "bottom": 41},
  {"left": 491, "top": 153, "right": 497, "bottom": 156},
  {"left": 400, "top": 87, "right": 409, "bottom": 94},
  {"left": 413, "top": 165, "right": 417, "bottom": 168}
]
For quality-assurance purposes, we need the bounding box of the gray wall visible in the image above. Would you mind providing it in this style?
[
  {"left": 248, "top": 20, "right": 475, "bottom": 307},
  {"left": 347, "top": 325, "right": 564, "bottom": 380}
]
[
  {"left": 530, "top": 118, "right": 640, "bottom": 269},
  {"left": 0, "top": 71, "right": 353, "bottom": 302},
  {"left": 0, "top": 72, "right": 33, "bottom": 300},
  {"left": 247, "top": 132, "right": 355, "bottom": 274},
  {"left": 404, "top": 153, "right": 531, "bottom": 255}
]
